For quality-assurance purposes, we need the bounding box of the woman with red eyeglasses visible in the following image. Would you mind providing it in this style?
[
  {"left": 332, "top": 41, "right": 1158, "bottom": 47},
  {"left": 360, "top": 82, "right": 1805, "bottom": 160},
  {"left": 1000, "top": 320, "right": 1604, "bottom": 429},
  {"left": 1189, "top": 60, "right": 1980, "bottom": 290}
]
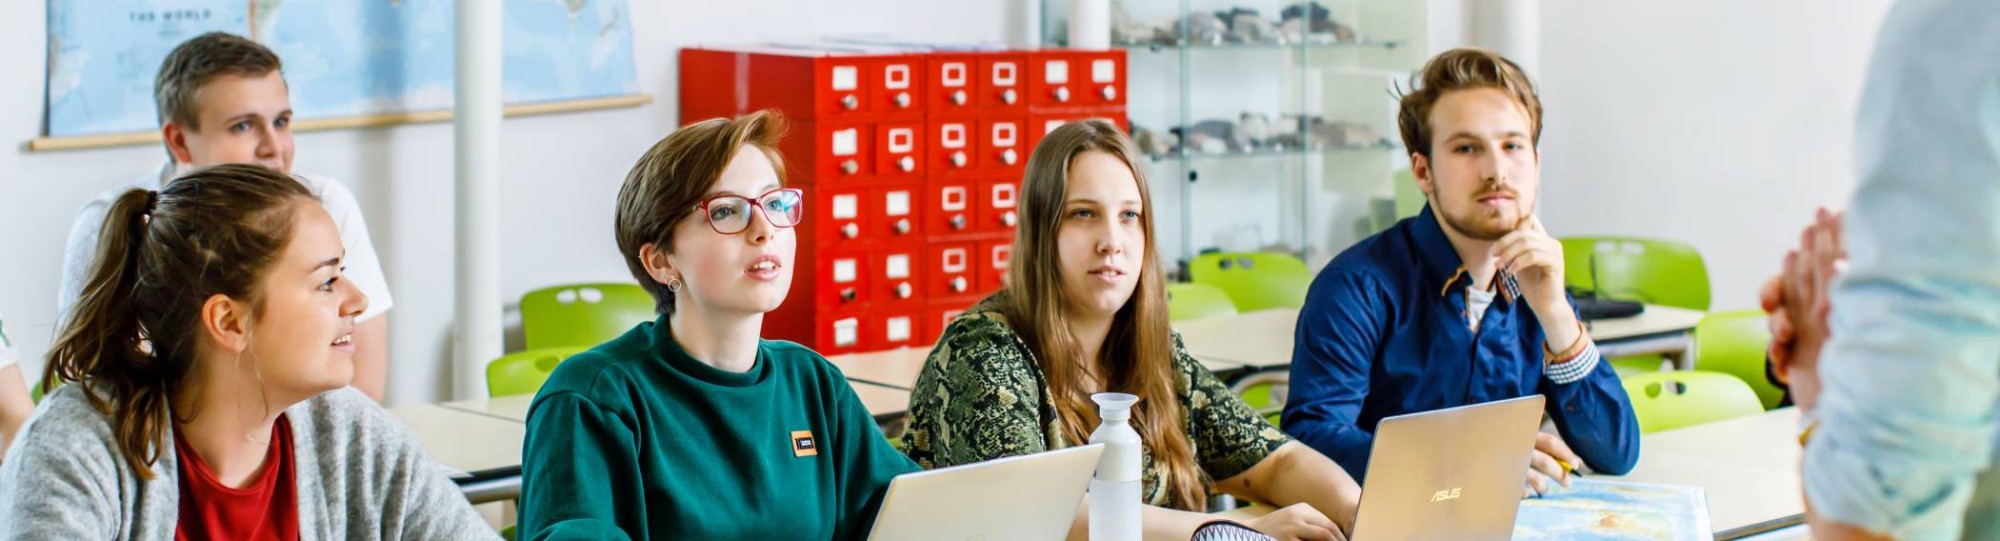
[{"left": 518, "top": 110, "right": 920, "bottom": 540}]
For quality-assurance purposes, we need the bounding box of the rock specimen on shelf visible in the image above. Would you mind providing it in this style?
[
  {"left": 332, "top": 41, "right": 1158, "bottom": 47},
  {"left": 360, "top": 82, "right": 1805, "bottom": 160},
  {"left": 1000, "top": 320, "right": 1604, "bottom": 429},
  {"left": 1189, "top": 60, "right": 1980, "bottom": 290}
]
[
  {"left": 1174, "top": 12, "right": 1229, "bottom": 45},
  {"left": 1236, "top": 112, "right": 1272, "bottom": 149}
]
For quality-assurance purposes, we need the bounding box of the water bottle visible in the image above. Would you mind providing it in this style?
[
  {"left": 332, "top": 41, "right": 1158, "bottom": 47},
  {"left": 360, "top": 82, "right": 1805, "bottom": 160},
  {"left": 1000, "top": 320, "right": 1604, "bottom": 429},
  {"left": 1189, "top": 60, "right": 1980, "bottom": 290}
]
[
  {"left": 0, "top": 312, "right": 15, "bottom": 368},
  {"left": 1089, "top": 392, "right": 1142, "bottom": 541}
]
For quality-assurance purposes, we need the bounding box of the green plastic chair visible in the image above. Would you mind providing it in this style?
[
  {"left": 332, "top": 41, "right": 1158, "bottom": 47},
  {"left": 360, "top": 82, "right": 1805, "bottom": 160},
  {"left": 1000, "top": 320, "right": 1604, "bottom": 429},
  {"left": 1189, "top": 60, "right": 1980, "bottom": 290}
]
[
  {"left": 1693, "top": 310, "right": 1784, "bottom": 410},
  {"left": 486, "top": 346, "right": 588, "bottom": 398},
  {"left": 1559, "top": 237, "right": 1711, "bottom": 311},
  {"left": 1610, "top": 356, "right": 1669, "bottom": 378},
  {"left": 1188, "top": 252, "right": 1313, "bottom": 312},
  {"left": 1167, "top": 282, "right": 1239, "bottom": 322},
  {"left": 1621, "top": 370, "right": 1764, "bottom": 434},
  {"left": 520, "top": 283, "right": 656, "bottom": 351},
  {"left": 1231, "top": 371, "right": 1289, "bottom": 428}
]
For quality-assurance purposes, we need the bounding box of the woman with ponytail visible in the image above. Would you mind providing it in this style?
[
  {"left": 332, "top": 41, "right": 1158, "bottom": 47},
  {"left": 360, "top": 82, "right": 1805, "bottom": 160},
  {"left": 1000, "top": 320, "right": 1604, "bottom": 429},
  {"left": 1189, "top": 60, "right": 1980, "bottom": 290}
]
[
  {"left": 901, "top": 120, "right": 1364, "bottom": 541},
  {"left": 0, "top": 164, "right": 496, "bottom": 540}
]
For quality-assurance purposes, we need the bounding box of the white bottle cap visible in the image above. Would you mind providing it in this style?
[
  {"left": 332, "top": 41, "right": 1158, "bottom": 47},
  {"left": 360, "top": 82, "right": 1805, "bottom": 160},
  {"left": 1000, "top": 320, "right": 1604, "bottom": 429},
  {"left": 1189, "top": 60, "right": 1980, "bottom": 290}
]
[{"left": 1092, "top": 392, "right": 1138, "bottom": 422}]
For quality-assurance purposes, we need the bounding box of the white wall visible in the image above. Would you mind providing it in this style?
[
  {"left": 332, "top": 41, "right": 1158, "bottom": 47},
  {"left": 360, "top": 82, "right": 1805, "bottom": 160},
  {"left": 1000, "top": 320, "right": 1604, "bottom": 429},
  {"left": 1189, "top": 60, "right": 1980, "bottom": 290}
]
[
  {"left": 1534, "top": 0, "right": 1896, "bottom": 311},
  {"left": 0, "top": 0, "right": 1907, "bottom": 405},
  {"left": 0, "top": 0, "right": 1007, "bottom": 406}
]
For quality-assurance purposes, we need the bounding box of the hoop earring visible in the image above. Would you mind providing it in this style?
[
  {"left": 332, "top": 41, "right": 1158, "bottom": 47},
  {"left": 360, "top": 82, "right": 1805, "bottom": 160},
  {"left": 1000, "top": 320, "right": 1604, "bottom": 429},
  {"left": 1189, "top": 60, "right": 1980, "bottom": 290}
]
[{"left": 667, "top": 276, "right": 684, "bottom": 293}]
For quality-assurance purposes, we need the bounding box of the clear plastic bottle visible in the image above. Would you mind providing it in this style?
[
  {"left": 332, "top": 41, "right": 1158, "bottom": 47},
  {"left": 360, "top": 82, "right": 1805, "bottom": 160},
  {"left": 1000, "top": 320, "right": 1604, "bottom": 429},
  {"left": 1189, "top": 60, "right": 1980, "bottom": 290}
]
[
  {"left": 0, "top": 312, "right": 14, "bottom": 368},
  {"left": 1089, "top": 392, "right": 1142, "bottom": 541}
]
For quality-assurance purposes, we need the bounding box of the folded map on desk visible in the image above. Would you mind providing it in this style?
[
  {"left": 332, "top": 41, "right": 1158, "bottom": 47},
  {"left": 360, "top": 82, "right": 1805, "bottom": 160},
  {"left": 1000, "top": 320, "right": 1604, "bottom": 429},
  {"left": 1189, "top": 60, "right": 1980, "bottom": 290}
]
[{"left": 1513, "top": 479, "right": 1713, "bottom": 541}]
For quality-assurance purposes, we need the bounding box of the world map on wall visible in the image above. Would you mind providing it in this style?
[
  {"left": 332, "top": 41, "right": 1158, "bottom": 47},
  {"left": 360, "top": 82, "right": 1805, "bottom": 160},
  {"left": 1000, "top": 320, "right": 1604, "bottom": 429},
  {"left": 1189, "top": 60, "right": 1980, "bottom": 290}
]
[{"left": 46, "top": 0, "right": 640, "bottom": 137}]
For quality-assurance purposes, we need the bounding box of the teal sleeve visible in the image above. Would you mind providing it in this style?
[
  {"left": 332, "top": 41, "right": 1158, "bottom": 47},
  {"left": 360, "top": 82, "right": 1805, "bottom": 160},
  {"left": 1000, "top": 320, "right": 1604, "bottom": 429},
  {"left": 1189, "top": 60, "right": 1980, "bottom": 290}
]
[
  {"left": 519, "top": 392, "right": 643, "bottom": 541},
  {"left": 830, "top": 380, "right": 922, "bottom": 541}
]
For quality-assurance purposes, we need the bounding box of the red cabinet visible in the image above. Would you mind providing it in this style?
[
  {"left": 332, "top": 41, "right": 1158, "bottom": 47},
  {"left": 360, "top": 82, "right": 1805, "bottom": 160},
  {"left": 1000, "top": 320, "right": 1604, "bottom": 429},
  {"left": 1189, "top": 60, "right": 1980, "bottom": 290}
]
[
  {"left": 978, "top": 117, "right": 1026, "bottom": 172},
  {"left": 875, "top": 182, "right": 925, "bottom": 243},
  {"left": 927, "top": 118, "right": 976, "bottom": 176},
  {"left": 685, "top": 46, "right": 1123, "bottom": 354},
  {"left": 1073, "top": 50, "right": 1127, "bottom": 108},
  {"left": 976, "top": 178, "right": 1021, "bottom": 235},
  {"left": 925, "top": 180, "right": 977, "bottom": 237},
  {"left": 874, "top": 121, "right": 923, "bottom": 181},
  {"left": 870, "top": 245, "right": 926, "bottom": 310},
  {"left": 926, "top": 242, "right": 978, "bottom": 299},
  {"left": 926, "top": 53, "right": 980, "bottom": 116},
  {"left": 978, "top": 239, "right": 1014, "bottom": 293},
  {"left": 977, "top": 53, "right": 1028, "bottom": 113}
]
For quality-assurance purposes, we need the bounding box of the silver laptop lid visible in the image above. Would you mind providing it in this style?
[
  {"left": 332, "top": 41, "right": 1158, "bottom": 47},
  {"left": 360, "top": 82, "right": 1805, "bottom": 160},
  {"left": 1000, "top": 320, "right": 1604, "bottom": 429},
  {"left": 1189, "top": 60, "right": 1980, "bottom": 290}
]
[
  {"left": 866, "top": 443, "right": 1105, "bottom": 541},
  {"left": 1351, "top": 395, "right": 1546, "bottom": 541}
]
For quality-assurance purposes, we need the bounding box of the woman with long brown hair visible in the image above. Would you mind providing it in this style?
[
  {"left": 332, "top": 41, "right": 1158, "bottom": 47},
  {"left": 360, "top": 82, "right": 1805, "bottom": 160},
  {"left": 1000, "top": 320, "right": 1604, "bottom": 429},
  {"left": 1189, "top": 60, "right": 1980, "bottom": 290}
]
[
  {"left": 0, "top": 164, "right": 494, "bottom": 539},
  {"left": 902, "top": 119, "right": 1362, "bottom": 540}
]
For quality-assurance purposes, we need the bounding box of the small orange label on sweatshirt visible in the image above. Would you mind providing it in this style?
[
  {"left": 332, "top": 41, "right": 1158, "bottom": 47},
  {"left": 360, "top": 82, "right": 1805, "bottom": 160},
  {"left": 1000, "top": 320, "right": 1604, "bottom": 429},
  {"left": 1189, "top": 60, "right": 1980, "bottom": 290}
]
[{"left": 791, "top": 430, "right": 818, "bottom": 457}]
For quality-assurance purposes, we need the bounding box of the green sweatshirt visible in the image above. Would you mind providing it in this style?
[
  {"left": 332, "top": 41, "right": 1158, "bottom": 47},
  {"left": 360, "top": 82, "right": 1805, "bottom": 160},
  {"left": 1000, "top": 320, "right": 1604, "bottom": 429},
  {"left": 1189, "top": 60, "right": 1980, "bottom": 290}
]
[{"left": 519, "top": 316, "right": 919, "bottom": 540}]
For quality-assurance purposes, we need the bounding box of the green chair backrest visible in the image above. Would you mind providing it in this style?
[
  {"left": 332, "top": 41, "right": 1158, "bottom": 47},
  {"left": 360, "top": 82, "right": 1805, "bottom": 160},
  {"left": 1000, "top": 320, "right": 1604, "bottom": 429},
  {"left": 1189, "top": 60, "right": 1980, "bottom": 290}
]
[
  {"left": 1167, "top": 283, "right": 1239, "bottom": 321},
  {"left": 1187, "top": 252, "right": 1313, "bottom": 312},
  {"left": 1393, "top": 170, "right": 1426, "bottom": 221},
  {"left": 1621, "top": 370, "right": 1764, "bottom": 434},
  {"left": 1558, "top": 237, "right": 1711, "bottom": 311},
  {"left": 1231, "top": 371, "right": 1289, "bottom": 428},
  {"left": 520, "top": 283, "right": 656, "bottom": 351},
  {"left": 1694, "top": 310, "right": 1784, "bottom": 410},
  {"left": 486, "top": 346, "right": 589, "bottom": 398}
]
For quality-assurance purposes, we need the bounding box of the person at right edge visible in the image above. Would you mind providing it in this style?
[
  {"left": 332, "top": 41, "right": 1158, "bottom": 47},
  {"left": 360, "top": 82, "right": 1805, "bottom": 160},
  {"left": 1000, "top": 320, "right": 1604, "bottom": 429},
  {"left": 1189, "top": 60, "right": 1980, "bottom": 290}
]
[{"left": 1761, "top": 0, "right": 2000, "bottom": 539}]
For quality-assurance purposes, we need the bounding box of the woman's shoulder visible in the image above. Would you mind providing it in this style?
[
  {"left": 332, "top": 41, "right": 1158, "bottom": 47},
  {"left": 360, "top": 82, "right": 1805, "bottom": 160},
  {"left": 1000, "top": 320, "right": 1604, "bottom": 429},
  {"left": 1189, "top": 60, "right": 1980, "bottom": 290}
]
[
  {"left": 931, "top": 296, "right": 1038, "bottom": 374},
  {"left": 11, "top": 384, "right": 121, "bottom": 460}
]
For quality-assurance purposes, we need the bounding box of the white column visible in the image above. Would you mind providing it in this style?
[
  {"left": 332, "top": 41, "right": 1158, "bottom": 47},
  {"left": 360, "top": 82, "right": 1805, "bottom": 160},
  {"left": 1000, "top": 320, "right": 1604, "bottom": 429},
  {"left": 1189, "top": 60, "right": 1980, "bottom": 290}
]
[
  {"left": 453, "top": 0, "right": 503, "bottom": 399},
  {"left": 1472, "top": 0, "right": 1541, "bottom": 76},
  {"left": 1009, "top": 0, "right": 1043, "bottom": 48}
]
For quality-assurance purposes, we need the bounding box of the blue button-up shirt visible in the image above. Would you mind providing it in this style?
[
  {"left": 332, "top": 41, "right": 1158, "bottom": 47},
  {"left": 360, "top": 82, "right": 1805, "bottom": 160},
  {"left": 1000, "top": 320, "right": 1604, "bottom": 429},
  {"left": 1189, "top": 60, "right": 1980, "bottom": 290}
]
[
  {"left": 1806, "top": 0, "right": 2000, "bottom": 538},
  {"left": 1284, "top": 205, "right": 1641, "bottom": 482}
]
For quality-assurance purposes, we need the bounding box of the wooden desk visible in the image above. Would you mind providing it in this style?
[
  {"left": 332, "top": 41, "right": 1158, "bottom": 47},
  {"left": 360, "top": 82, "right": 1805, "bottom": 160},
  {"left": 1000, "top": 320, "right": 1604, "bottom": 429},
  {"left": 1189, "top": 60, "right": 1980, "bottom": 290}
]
[
  {"left": 417, "top": 380, "right": 913, "bottom": 503},
  {"left": 1587, "top": 304, "right": 1708, "bottom": 369},
  {"left": 387, "top": 404, "right": 525, "bottom": 504},
  {"left": 826, "top": 347, "right": 932, "bottom": 390},
  {"left": 444, "top": 381, "right": 911, "bottom": 424},
  {"left": 1616, "top": 408, "right": 1804, "bottom": 538},
  {"left": 1173, "top": 308, "right": 1300, "bottom": 371},
  {"left": 851, "top": 381, "right": 914, "bottom": 423},
  {"left": 1173, "top": 304, "right": 1705, "bottom": 371},
  {"left": 443, "top": 394, "right": 534, "bottom": 423},
  {"left": 1214, "top": 408, "right": 1805, "bottom": 540}
]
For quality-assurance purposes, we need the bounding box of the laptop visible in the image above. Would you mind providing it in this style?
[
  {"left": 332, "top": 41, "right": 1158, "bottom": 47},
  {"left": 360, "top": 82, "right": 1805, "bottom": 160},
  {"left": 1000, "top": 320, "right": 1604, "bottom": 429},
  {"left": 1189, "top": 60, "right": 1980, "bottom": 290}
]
[
  {"left": 866, "top": 443, "right": 1105, "bottom": 541},
  {"left": 1349, "top": 395, "right": 1547, "bottom": 541}
]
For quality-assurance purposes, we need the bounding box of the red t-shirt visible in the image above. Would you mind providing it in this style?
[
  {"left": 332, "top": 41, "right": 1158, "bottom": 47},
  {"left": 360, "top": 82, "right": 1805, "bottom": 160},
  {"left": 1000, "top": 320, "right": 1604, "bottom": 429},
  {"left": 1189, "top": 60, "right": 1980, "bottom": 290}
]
[{"left": 173, "top": 414, "right": 300, "bottom": 541}]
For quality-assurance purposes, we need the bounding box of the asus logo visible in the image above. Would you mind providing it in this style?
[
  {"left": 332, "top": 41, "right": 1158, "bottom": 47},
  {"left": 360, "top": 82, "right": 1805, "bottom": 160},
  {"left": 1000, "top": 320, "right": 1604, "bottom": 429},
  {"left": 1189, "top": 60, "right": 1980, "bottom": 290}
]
[{"left": 1428, "top": 488, "right": 1462, "bottom": 502}]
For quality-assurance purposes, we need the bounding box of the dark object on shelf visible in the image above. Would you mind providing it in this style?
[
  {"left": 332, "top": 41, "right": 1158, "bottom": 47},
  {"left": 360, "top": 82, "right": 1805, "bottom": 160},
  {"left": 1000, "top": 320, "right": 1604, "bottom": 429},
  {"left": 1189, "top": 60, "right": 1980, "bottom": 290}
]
[
  {"left": 1172, "top": 119, "right": 1238, "bottom": 154},
  {"left": 1132, "top": 125, "right": 1178, "bottom": 156},
  {"left": 1278, "top": 2, "right": 1358, "bottom": 44},
  {"left": 1228, "top": 11, "right": 1281, "bottom": 44},
  {"left": 1280, "top": 2, "right": 1331, "bottom": 24},
  {"left": 1272, "top": 114, "right": 1383, "bottom": 149},
  {"left": 1175, "top": 12, "right": 1230, "bottom": 45},
  {"left": 1574, "top": 292, "right": 1646, "bottom": 321},
  {"left": 1145, "top": 114, "right": 1389, "bottom": 156}
]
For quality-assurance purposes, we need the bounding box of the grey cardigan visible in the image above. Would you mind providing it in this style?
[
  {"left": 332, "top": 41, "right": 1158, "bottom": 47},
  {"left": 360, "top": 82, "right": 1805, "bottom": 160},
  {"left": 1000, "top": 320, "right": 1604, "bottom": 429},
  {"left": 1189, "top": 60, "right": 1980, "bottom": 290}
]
[{"left": 0, "top": 385, "right": 500, "bottom": 540}]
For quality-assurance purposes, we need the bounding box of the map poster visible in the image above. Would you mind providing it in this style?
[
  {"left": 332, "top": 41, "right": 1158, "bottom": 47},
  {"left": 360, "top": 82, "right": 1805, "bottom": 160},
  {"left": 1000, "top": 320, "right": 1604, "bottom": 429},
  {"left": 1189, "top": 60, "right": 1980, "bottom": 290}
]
[
  {"left": 46, "top": 0, "right": 640, "bottom": 138},
  {"left": 1514, "top": 478, "right": 1715, "bottom": 541}
]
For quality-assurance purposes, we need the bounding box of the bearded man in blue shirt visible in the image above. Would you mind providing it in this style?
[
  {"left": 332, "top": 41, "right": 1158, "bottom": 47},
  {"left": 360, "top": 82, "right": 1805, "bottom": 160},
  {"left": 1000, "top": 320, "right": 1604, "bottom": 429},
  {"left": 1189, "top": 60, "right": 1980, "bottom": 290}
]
[{"left": 1283, "top": 48, "right": 1641, "bottom": 496}]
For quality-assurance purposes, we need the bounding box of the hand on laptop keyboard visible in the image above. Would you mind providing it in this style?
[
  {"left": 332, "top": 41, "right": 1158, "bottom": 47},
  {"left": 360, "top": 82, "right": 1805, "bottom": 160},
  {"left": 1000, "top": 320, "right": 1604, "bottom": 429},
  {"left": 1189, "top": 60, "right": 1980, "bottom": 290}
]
[{"left": 1239, "top": 503, "right": 1348, "bottom": 540}]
